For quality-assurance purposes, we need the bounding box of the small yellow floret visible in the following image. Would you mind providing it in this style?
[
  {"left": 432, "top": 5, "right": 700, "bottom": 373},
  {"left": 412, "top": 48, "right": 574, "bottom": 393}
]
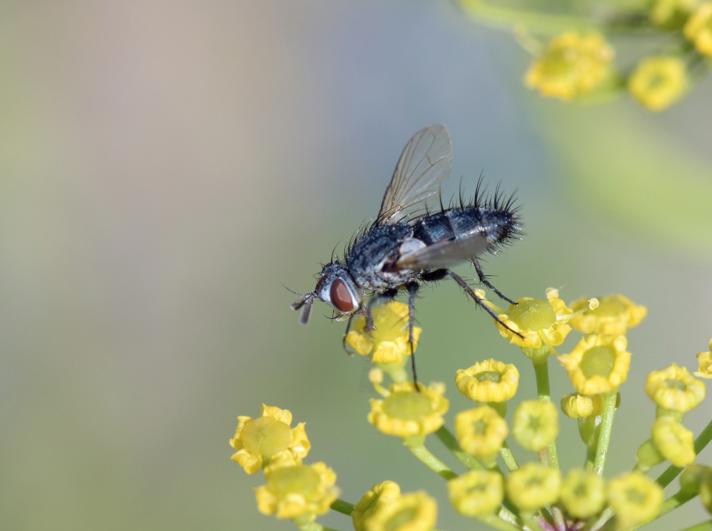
[
  {"left": 570, "top": 294, "right": 647, "bottom": 336},
  {"left": 559, "top": 335, "right": 631, "bottom": 396},
  {"left": 628, "top": 56, "right": 688, "bottom": 111},
  {"left": 448, "top": 470, "right": 504, "bottom": 517},
  {"left": 229, "top": 404, "right": 311, "bottom": 474},
  {"left": 255, "top": 462, "right": 339, "bottom": 521},
  {"left": 685, "top": 3, "right": 712, "bottom": 56},
  {"left": 345, "top": 301, "right": 421, "bottom": 366},
  {"left": 525, "top": 32, "right": 614, "bottom": 100},
  {"left": 652, "top": 416, "right": 696, "bottom": 467},
  {"left": 492, "top": 288, "right": 573, "bottom": 351},
  {"left": 506, "top": 463, "right": 561, "bottom": 512},
  {"left": 607, "top": 472, "right": 663, "bottom": 529},
  {"left": 696, "top": 338, "right": 712, "bottom": 379},
  {"left": 368, "top": 382, "right": 448, "bottom": 438},
  {"left": 455, "top": 358, "right": 519, "bottom": 403},
  {"left": 560, "top": 393, "right": 603, "bottom": 418},
  {"left": 352, "top": 480, "right": 402, "bottom": 531},
  {"left": 455, "top": 406, "right": 508, "bottom": 462},
  {"left": 512, "top": 399, "right": 559, "bottom": 452},
  {"left": 646, "top": 363, "right": 706, "bottom": 413},
  {"left": 560, "top": 469, "right": 606, "bottom": 519},
  {"left": 361, "top": 491, "right": 437, "bottom": 531}
]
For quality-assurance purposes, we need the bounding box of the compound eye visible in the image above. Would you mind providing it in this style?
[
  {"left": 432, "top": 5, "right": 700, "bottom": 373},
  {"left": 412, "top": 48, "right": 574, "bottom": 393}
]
[{"left": 330, "top": 278, "right": 355, "bottom": 313}]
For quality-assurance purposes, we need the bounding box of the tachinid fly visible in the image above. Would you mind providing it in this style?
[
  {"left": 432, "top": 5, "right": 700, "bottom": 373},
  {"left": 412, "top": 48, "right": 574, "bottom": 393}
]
[{"left": 292, "top": 125, "right": 522, "bottom": 385}]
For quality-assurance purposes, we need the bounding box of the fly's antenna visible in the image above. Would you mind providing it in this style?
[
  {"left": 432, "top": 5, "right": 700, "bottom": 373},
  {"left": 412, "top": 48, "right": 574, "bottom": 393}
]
[{"left": 291, "top": 291, "right": 316, "bottom": 325}]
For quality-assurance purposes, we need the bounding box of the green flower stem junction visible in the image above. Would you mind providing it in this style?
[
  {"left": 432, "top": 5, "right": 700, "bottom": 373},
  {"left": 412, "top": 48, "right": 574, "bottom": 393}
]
[{"left": 593, "top": 392, "right": 617, "bottom": 475}]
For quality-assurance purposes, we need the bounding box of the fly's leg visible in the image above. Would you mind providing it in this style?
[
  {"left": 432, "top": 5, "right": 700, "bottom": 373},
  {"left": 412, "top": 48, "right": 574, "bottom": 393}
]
[
  {"left": 406, "top": 282, "right": 421, "bottom": 391},
  {"left": 473, "top": 260, "right": 517, "bottom": 305},
  {"left": 448, "top": 270, "right": 523, "bottom": 338},
  {"left": 342, "top": 312, "right": 359, "bottom": 354},
  {"left": 365, "top": 288, "right": 398, "bottom": 331}
]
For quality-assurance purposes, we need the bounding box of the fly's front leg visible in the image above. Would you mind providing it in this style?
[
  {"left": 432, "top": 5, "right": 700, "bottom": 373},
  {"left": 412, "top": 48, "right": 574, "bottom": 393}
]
[
  {"left": 406, "top": 282, "right": 421, "bottom": 391},
  {"left": 365, "top": 288, "right": 398, "bottom": 331},
  {"left": 473, "top": 259, "right": 517, "bottom": 305},
  {"left": 448, "top": 270, "right": 523, "bottom": 338}
]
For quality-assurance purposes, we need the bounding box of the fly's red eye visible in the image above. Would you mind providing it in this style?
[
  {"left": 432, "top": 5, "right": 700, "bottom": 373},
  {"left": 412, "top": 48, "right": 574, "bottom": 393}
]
[{"left": 330, "top": 278, "right": 355, "bottom": 313}]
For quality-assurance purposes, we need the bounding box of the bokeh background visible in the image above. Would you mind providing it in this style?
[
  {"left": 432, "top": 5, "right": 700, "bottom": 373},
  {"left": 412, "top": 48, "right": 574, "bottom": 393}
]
[{"left": 1, "top": 1, "right": 711, "bottom": 530}]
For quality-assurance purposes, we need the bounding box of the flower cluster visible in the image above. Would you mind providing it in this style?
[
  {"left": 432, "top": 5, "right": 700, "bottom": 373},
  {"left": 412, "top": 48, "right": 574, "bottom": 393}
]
[
  {"left": 460, "top": 0, "right": 712, "bottom": 111},
  {"left": 230, "top": 295, "right": 712, "bottom": 531}
]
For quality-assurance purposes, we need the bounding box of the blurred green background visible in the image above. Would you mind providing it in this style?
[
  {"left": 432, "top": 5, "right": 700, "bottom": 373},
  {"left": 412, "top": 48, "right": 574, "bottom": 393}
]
[{"left": 1, "top": 1, "right": 710, "bottom": 530}]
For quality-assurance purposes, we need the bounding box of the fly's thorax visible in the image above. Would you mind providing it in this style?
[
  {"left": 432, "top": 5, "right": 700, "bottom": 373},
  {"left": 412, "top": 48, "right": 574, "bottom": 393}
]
[{"left": 314, "top": 262, "right": 361, "bottom": 314}]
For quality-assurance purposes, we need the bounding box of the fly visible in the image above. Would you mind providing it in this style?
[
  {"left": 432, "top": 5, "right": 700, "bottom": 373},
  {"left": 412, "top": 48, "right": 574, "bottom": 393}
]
[{"left": 291, "top": 124, "right": 523, "bottom": 386}]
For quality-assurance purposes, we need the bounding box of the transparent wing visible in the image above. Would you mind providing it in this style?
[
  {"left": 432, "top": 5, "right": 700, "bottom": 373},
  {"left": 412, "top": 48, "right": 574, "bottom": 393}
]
[
  {"left": 396, "top": 233, "right": 489, "bottom": 271},
  {"left": 377, "top": 124, "right": 453, "bottom": 223}
]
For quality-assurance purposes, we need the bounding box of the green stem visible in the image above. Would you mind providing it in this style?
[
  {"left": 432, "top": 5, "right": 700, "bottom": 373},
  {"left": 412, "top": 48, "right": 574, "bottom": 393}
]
[
  {"left": 680, "top": 521, "right": 712, "bottom": 531},
  {"left": 639, "top": 490, "right": 696, "bottom": 527},
  {"left": 478, "top": 514, "right": 522, "bottom": 531},
  {"left": 405, "top": 440, "right": 457, "bottom": 480},
  {"left": 532, "top": 356, "right": 559, "bottom": 469},
  {"left": 500, "top": 442, "right": 519, "bottom": 471},
  {"left": 330, "top": 499, "right": 354, "bottom": 516},
  {"left": 656, "top": 418, "right": 712, "bottom": 487},
  {"left": 593, "top": 392, "right": 617, "bottom": 475},
  {"left": 435, "top": 426, "right": 483, "bottom": 470}
]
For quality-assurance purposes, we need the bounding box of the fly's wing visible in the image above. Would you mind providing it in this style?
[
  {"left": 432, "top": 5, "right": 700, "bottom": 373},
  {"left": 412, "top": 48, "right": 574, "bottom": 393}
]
[
  {"left": 377, "top": 124, "right": 453, "bottom": 223},
  {"left": 396, "top": 233, "right": 489, "bottom": 271}
]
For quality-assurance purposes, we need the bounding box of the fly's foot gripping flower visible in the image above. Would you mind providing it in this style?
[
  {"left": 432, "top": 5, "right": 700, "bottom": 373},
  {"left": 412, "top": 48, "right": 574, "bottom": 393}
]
[
  {"left": 628, "top": 56, "right": 688, "bottom": 111},
  {"left": 560, "top": 469, "right": 606, "bottom": 519},
  {"left": 359, "top": 490, "right": 437, "bottom": 531},
  {"left": 455, "top": 405, "right": 508, "bottom": 463},
  {"left": 646, "top": 363, "right": 706, "bottom": 413},
  {"left": 368, "top": 382, "right": 448, "bottom": 438},
  {"left": 493, "top": 288, "right": 573, "bottom": 351},
  {"left": 570, "top": 294, "right": 647, "bottom": 336},
  {"left": 607, "top": 472, "right": 663, "bottom": 529},
  {"left": 352, "top": 480, "right": 402, "bottom": 531},
  {"left": 512, "top": 399, "right": 559, "bottom": 452},
  {"left": 651, "top": 416, "right": 696, "bottom": 467},
  {"left": 506, "top": 463, "right": 561, "bottom": 512},
  {"left": 696, "top": 338, "right": 712, "bottom": 379},
  {"left": 560, "top": 393, "right": 604, "bottom": 418},
  {"left": 685, "top": 3, "right": 712, "bottom": 56},
  {"left": 448, "top": 470, "right": 504, "bottom": 517},
  {"left": 255, "top": 462, "right": 339, "bottom": 521},
  {"left": 229, "top": 404, "right": 310, "bottom": 474},
  {"left": 559, "top": 335, "right": 631, "bottom": 396},
  {"left": 525, "top": 32, "right": 614, "bottom": 100},
  {"left": 455, "top": 358, "right": 519, "bottom": 403},
  {"left": 345, "top": 301, "right": 421, "bottom": 366}
]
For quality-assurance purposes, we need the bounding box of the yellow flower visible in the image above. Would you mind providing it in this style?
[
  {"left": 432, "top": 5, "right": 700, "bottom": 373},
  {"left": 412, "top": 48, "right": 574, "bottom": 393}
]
[
  {"left": 493, "top": 288, "right": 573, "bottom": 351},
  {"left": 255, "top": 462, "right": 339, "bottom": 521},
  {"left": 570, "top": 294, "right": 647, "bottom": 336},
  {"left": 506, "top": 463, "right": 561, "bottom": 512},
  {"left": 650, "top": 0, "right": 696, "bottom": 26},
  {"left": 352, "top": 481, "right": 402, "bottom": 531},
  {"left": 559, "top": 335, "right": 631, "bottom": 396},
  {"left": 651, "top": 416, "right": 696, "bottom": 467},
  {"left": 455, "top": 358, "right": 519, "bottom": 403},
  {"left": 362, "top": 491, "right": 437, "bottom": 531},
  {"left": 560, "top": 469, "right": 606, "bottom": 519},
  {"left": 685, "top": 2, "right": 712, "bottom": 56},
  {"left": 607, "top": 472, "right": 663, "bottom": 529},
  {"left": 368, "top": 382, "right": 448, "bottom": 438},
  {"left": 455, "top": 406, "right": 508, "bottom": 462},
  {"left": 696, "top": 338, "right": 712, "bottom": 379},
  {"left": 345, "top": 301, "right": 422, "bottom": 366},
  {"left": 448, "top": 470, "right": 504, "bottom": 517},
  {"left": 628, "top": 56, "right": 688, "bottom": 111},
  {"left": 512, "top": 399, "right": 559, "bottom": 452},
  {"left": 229, "top": 404, "right": 310, "bottom": 474},
  {"left": 560, "top": 393, "right": 604, "bottom": 418},
  {"left": 525, "top": 32, "right": 614, "bottom": 100},
  {"left": 646, "top": 363, "right": 706, "bottom": 413}
]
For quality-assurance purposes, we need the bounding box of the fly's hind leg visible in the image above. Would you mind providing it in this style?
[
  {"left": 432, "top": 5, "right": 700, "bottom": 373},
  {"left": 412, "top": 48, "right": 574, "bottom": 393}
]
[
  {"left": 473, "top": 260, "right": 517, "bottom": 305},
  {"left": 406, "top": 282, "right": 421, "bottom": 391},
  {"left": 448, "top": 270, "right": 523, "bottom": 338}
]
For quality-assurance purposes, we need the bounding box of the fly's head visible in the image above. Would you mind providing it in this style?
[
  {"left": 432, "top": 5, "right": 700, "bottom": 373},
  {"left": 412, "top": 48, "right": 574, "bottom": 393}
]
[{"left": 291, "top": 262, "right": 361, "bottom": 325}]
